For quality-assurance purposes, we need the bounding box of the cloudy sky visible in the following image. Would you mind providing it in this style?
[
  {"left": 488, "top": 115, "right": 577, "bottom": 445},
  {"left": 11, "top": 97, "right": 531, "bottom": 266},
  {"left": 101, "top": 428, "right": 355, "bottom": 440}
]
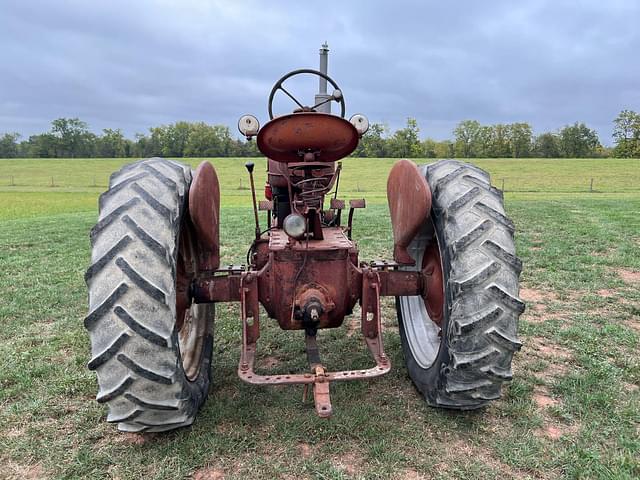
[{"left": 1, "top": 0, "right": 638, "bottom": 144}]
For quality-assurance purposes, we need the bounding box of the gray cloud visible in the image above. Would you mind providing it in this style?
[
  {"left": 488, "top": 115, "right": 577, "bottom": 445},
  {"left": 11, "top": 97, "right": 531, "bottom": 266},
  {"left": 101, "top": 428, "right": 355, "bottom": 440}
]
[{"left": 1, "top": 0, "right": 638, "bottom": 145}]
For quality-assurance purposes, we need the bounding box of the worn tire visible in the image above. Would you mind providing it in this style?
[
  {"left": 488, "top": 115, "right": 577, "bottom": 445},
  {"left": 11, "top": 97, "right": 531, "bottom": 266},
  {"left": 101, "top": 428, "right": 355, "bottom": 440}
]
[
  {"left": 396, "top": 159, "right": 524, "bottom": 409},
  {"left": 85, "top": 157, "right": 213, "bottom": 432}
]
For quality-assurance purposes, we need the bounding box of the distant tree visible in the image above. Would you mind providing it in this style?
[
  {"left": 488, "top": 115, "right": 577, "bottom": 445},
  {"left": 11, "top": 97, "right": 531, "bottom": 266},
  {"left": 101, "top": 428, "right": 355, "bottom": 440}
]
[
  {"left": 612, "top": 109, "right": 640, "bottom": 158},
  {"left": 558, "top": 122, "right": 600, "bottom": 157},
  {"left": 454, "top": 120, "right": 482, "bottom": 157},
  {"left": 533, "top": 132, "right": 561, "bottom": 158},
  {"left": 435, "top": 140, "right": 455, "bottom": 158},
  {"left": 475, "top": 125, "right": 494, "bottom": 157},
  {"left": 96, "top": 128, "right": 127, "bottom": 157},
  {"left": 421, "top": 138, "right": 438, "bottom": 158},
  {"left": 50, "top": 118, "right": 94, "bottom": 157},
  {"left": 490, "top": 124, "right": 511, "bottom": 157},
  {"left": 388, "top": 118, "right": 421, "bottom": 157},
  {"left": 508, "top": 122, "right": 533, "bottom": 158},
  {"left": 0, "top": 132, "right": 20, "bottom": 158},
  {"left": 352, "top": 123, "right": 388, "bottom": 157},
  {"left": 21, "top": 133, "right": 58, "bottom": 157},
  {"left": 184, "top": 122, "right": 222, "bottom": 157}
]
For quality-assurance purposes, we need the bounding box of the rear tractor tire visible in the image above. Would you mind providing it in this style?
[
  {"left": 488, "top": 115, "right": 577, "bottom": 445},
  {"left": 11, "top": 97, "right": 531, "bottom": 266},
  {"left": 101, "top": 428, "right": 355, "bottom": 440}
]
[
  {"left": 85, "top": 157, "right": 213, "bottom": 432},
  {"left": 397, "top": 160, "right": 524, "bottom": 409}
]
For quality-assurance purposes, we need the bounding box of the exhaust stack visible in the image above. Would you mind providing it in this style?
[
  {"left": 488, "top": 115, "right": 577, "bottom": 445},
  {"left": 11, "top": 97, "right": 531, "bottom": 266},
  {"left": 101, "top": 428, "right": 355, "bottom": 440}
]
[{"left": 314, "top": 42, "right": 331, "bottom": 114}]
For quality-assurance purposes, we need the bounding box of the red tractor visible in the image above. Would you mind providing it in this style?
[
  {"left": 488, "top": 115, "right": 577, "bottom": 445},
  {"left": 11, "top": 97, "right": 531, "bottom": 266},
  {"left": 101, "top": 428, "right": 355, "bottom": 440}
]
[{"left": 85, "top": 68, "right": 524, "bottom": 432}]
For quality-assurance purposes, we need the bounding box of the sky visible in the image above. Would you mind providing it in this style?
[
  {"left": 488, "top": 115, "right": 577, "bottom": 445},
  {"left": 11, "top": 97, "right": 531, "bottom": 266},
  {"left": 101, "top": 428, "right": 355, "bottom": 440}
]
[{"left": 1, "top": 0, "right": 638, "bottom": 145}]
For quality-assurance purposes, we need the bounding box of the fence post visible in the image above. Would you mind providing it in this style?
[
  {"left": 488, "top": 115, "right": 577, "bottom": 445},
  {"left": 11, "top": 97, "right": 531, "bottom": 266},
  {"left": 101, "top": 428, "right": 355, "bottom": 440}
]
[
  {"left": 501, "top": 178, "right": 505, "bottom": 192},
  {"left": 50, "top": 176, "right": 54, "bottom": 187},
  {"left": 10, "top": 175, "right": 14, "bottom": 186},
  {"left": 590, "top": 178, "right": 594, "bottom": 192}
]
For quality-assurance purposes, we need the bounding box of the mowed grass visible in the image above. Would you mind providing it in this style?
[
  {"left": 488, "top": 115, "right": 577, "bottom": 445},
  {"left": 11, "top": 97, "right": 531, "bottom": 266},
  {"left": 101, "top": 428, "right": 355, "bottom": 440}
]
[
  {"left": 0, "top": 157, "right": 639, "bottom": 479},
  {"left": 0, "top": 158, "right": 639, "bottom": 220}
]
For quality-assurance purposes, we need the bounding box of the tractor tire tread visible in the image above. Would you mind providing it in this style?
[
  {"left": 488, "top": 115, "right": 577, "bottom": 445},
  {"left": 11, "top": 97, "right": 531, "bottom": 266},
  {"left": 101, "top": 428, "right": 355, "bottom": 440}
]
[
  {"left": 85, "top": 157, "right": 212, "bottom": 432},
  {"left": 398, "top": 159, "right": 523, "bottom": 410}
]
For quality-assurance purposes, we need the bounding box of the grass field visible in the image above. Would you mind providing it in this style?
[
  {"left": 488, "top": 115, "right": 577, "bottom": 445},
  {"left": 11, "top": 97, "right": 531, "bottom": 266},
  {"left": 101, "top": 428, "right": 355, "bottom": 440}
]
[{"left": 0, "top": 157, "right": 639, "bottom": 479}]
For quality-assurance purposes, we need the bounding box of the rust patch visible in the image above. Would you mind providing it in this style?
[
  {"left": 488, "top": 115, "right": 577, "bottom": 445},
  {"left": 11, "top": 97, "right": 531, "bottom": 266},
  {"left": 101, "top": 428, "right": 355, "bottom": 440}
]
[{"left": 192, "top": 467, "right": 225, "bottom": 480}]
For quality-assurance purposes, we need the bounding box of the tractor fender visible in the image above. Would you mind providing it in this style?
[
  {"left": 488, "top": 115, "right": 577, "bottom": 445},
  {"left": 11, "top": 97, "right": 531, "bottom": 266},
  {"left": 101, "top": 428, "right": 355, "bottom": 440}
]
[
  {"left": 387, "top": 159, "right": 432, "bottom": 265},
  {"left": 189, "top": 161, "right": 221, "bottom": 271}
]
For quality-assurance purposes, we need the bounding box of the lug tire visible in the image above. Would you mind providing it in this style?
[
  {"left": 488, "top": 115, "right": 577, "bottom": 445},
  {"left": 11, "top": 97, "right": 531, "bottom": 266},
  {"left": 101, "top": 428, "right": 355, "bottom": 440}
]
[
  {"left": 85, "top": 157, "right": 213, "bottom": 432},
  {"left": 396, "top": 160, "right": 524, "bottom": 409}
]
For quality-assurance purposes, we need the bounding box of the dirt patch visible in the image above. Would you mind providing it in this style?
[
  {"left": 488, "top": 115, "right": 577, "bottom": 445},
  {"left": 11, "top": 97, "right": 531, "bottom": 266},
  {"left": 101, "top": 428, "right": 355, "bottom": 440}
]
[
  {"left": 531, "top": 386, "right": 579, "bottom": 441},
  {"left": 298, "top": 442, "right": 312, "bottom": 458},
  {"left": 624, "top": 319, "right": 640, "bottom": 333},
  {"left": 4, "top": 425, "right": 25, "bottom": 439},
  {"left": 519, "top": 287, "right": 563, "bottom": 323},
  {"left": 533, "top": 386, "right": 559, "bottom": 409},
  {"left": 518, "top": 337, "right": 572, "bottom": 380},
  {"left": 112, "top": 432, "right": 151, "bottom": 445},
  {"left": 596, "top": 289, "right": 617, "bottom": 298},
  {"left": 618, "top": 269, "right": 640, "bottom": 284},
  {"left": 332, "top": 451, "right": 364, "bottom": 477},
  {"left": 400, "top": 468, "right": 428, "bottom": 479},
  {"left": 345, "top": 314, "right": 360, "bottom": 337},
  {"left": 538, "top": 343, "right": 572, "bottom": 360},
  {"left": 520, "top": 287, "right": 551, "bottom": 303},
  {"left": 536, "top": 422, "right": 579, "bottom": 441},
  {"left": 259, "top": 355, "right": 281, "bottom": 369},
  {"left": 444, "top": 440, "right": 532, "bottom": 479},
  {"left": 4, "top": 461, "right": 47, "bottom": 480},
  {"left": 192, "top": 467, "right": 225, "bottom": 480}
]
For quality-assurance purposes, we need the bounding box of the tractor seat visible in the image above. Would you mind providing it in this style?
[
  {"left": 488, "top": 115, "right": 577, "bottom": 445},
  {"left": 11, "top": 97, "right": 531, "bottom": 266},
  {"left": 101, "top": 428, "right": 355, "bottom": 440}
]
[{"left": 257, "top": 112, "right": 359, "bottom": 163}]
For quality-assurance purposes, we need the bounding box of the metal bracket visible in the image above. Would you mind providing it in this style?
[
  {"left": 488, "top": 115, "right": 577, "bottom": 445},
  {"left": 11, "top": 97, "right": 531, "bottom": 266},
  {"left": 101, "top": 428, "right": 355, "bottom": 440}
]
[{"left": 237, "top": 268, "right": 391, "bottom": 418}]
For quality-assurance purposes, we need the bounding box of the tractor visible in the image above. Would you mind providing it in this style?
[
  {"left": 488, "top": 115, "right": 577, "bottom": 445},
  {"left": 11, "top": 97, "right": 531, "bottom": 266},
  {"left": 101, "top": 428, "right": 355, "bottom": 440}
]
[{"left": 85, "top": 63, "right": 524, "bottom": 432}]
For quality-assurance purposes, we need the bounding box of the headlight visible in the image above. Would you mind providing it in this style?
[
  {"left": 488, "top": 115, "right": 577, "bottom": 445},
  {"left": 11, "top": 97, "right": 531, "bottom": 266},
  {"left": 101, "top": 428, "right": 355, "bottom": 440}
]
[
  {"left": 283, "top": 214, "right": 306, "bottom": 239},
  {"left": 237, "top": 114, "right": 260, "bottom": 138},
  {"left": 349, "top": 114, "right": 369, "bottom": 135}
]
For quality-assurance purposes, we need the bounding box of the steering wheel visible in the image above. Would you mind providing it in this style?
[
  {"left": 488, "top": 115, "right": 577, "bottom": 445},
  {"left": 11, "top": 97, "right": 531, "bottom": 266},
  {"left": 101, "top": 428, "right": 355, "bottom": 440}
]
[{"left": 267, "top": 68, "right": 346, "bottom": 119}]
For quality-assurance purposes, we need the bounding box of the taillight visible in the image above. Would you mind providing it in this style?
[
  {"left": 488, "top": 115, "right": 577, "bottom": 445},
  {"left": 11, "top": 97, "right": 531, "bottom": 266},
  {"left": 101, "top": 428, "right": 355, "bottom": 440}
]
[{"left": 264, "top": 183, "right": 272, "bottom": 200}]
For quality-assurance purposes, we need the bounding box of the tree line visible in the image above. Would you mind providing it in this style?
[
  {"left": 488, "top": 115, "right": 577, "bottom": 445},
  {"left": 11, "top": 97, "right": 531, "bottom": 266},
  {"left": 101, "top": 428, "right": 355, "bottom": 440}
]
[
  {"left": 1, "top": 110, "right": 638, "bottom": 159},
  {"left": 0, "top": 119, "right": 260, "bottom": 159}
]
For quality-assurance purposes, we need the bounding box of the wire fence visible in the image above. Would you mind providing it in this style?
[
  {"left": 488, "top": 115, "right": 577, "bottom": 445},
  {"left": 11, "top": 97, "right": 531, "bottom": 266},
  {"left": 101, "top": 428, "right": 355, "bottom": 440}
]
[{"left": 2, "top": 174, "right": 639, "bottom": 194}]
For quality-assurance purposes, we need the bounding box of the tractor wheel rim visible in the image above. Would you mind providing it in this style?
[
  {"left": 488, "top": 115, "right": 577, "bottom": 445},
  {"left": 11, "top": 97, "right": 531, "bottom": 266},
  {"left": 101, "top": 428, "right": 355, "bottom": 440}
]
[
  {"left": 422, "top": 242, "right": 444, "bottom": 327},
  {"left": 399, "top": 218, "right": 446, "bottom": 369},
  {"left": 176, "top": 220, "right": 206, "bottom": 382}
]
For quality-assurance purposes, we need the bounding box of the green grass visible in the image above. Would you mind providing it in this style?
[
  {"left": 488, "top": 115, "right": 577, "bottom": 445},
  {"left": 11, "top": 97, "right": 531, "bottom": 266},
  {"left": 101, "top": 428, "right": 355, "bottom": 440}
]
[
  {"left": 0, "top": 157, "right": 639, "bottom": 219},
  {"left": 0, "top": 158, "right": 639, "bottom": 479}
]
